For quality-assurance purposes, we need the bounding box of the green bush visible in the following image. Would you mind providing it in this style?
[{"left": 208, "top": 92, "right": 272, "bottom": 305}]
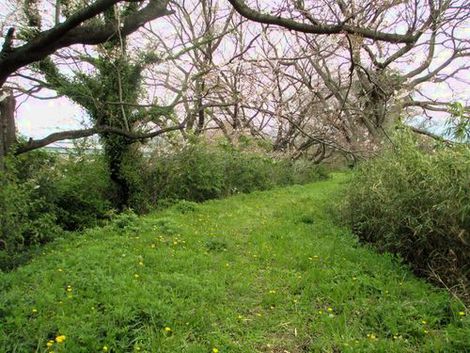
[
  {"left": 146, "top": 144, "right": 226, "bottom": 202},
  {"left": 0, "top": 154, "right": 61, "bottom": 269},
  {"left": 0, "top": 151, "right": 115, "bottom": 270},
  {"left": 144, "top": 143, "right": 328, "bottom": 204},
  {"left": 223, "top": 149, "right": 275, "bottom": 193},
  {"left": 49, "top": 154, "right": 115, "bottom": 230},
  {"left": 346, "top": 129, "right": 470, "bottom": 300}
]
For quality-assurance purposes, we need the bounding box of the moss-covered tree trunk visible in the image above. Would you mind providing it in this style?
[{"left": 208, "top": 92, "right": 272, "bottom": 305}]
[{"left": 102, "top": 134, "right": 134, "bottom": 210}]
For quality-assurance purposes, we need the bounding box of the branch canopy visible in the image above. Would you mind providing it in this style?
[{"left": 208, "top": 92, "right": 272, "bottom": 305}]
[{"left": 0, "top": 0, "right": 172, "bottom": 87}]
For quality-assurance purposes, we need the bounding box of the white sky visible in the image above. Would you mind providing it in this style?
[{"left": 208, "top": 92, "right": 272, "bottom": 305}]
[{"left": 16, "top": 97, "right": 85, "bottom": 139}]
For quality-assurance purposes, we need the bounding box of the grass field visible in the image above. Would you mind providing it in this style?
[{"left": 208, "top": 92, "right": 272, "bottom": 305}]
[{"left": 1, "top": 174, "right": 468, "bottom": 353}]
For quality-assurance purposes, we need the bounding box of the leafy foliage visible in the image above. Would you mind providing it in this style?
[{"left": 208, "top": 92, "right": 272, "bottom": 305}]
[
  {"left": 0, "top": 153, "right": 61, "bottom": 270},
  {"left": 143, "top": 143, "right": 328, "bottom": 203},
  {"left": 48, "top": 153, "right": 115, "bottom": 230},
  {"left": 446, "top": 102, "right": 470, "bottom": 142},
  {"left": 346, "top": 129, "right": 470, "bottom": 301},
  {"left": 0, "top": 151, "right": 115, "bottom": 269}
]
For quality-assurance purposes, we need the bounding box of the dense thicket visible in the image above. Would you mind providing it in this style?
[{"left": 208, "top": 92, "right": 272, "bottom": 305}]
[
  {"left": 142, "top": 143, "right": 328, "bottom": 206},
  {"left": 346, "top": 130, "right": 470, "bottom": 301},
  {"left": 0, "top": 142, "right": 327, "bottom": 270},
  {"left": 0, "top": 150, "right": 114, "bottom": 269}
]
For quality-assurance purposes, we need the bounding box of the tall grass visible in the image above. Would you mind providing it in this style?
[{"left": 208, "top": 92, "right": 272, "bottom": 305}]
[{"left": 346, "top": 130, "right": 470, "bottom": 301}]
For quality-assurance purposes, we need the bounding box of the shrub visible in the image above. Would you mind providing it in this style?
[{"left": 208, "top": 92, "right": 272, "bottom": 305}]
[
  {"left": 0, "top": 154, "right": 61, "bottom": 269},
  {"left": 144, "top": 143, "right": 328, "bottom": 204},
  {"left": 110, "top": 209, "right": 140, "bottom": 234},
  {"left": 0, "top": 150, "right": 115, "bottom": 270},
  {"left": 222, "top": 148, "right": 275, "bottom": 193},
  {"left": 346, "top": 129, "right": 470, "bottom": 300},
  {"left": 1, "top": 140, "right": 328, "bottom": 270},
  {"left": 49, "top": 153, "right": 115, "bottom": 230},
  {"left": 146, "top": 144, "right": 226, "bottom": 202}
]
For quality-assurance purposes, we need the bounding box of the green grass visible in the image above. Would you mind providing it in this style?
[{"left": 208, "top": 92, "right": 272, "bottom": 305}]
[{"left": 1, "top": 174, "right": 468, "bottom": 353}]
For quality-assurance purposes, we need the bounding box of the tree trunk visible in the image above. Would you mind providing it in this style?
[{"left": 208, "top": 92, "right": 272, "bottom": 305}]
[
  {"left": 103, "top": 134, "right": 134, "bottom": 210},
  {"left": 0, "top": 90, "right": 16, "bottom": 170}
]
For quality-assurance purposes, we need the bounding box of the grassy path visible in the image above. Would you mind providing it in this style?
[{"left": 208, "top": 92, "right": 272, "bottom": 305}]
[{"left": 1, "top": 174, "right": 469, "bottom": 352}]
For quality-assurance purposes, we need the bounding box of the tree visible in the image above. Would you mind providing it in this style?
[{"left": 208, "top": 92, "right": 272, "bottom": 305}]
[
  {"left": 1, "top": 0, "right": 469, "bottom": 166},
  {"left": 224, "top": 0, "right": 470, "bottom": 158},
  {"left": 0, "top": 0, "right": 177, "bottom": 168}
]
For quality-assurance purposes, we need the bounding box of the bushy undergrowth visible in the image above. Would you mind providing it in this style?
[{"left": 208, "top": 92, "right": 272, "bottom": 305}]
[
  {"left": 143, "top": 143, "right": 328, "bottom": 204},
  {"left": 346, "top": 130, "right": 470, "bottom": 301},
  {"left": 1, "top": 142, "right": 327, "bottom": 270},
  {"left": 0, "top": 151, "right": 114, "bottom": 270},
  {"left": 0, "top": 160, "right": 60, "bottom": 270}
]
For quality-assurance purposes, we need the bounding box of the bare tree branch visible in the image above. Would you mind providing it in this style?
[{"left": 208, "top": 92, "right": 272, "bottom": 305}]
[{"left": 15, "top": 122, "right": 185, "bottom": 155}]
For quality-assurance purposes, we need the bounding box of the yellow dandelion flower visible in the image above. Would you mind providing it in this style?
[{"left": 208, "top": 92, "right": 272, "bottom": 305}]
[
  {"left": 421, "top": 320, "right": 427, "bottom": 324},
  {"left": 103, "top": 346, "right": 108, "bottom": 352},
  {"left": 55, "top": 335, "right": 66, "bottom": 343},
  {"left": 138, "top": 261, "right": 144, "bottom": 266},
  {"left": 164, "top": 327, "right": 172, "bottom": 332},
  {"left": 46, "top": 340, "right": 54, "bottom": 347},
  {"left": 32, "top": 308, "right": 38, "bottom": 313},
  {"left": 134, "top": 274, "right": 139, "bottom": 278},
  {"left": 458, "top": 311, "right": 465, "bottom": 316},
  {"left": 212, "top": 348, "right": 219, "bottom": 353},
  {"left": 327, "top": 307, "right": 333, "bottom": 312}
]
